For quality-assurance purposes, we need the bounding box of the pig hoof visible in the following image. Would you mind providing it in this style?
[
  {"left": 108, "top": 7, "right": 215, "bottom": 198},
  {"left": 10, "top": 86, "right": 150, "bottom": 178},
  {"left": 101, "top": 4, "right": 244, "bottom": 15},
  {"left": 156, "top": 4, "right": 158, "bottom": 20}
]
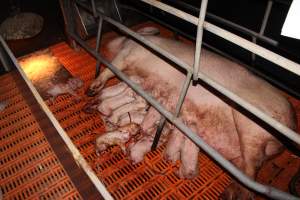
[
  {"left": 86, "top": 88, "right": 97, "bottom": 97},
  {"left": 219, "top": 183, "right": 254, "bottom": 200}
]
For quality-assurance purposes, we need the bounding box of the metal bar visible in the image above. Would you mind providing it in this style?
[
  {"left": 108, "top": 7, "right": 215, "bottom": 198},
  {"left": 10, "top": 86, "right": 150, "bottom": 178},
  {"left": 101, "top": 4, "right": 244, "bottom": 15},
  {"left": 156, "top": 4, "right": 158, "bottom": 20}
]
[
  {"left": 0, "top": 45, "right": 12, "bottom": 71},
  {"left": 260, "top": 0, "right": 273, "bottom": 35},
  {"left": 91, "top": 0, "right": 97, "bottom": 17},
  {"left": 0, "top": 36, "right": 114, "bottom": 200},
  {"left": 252, "top": 0, "right": 273, "bottom": 63},
  {"left": 119, "top": 5, "right": 300, "bottom": 98},
  {"left": 95, "top": 17, "right": 103, "bottom": 77},
  {"left": 207, "top": 12, "right": 278, "bottom": 46},
  {"left": 152, "top": 72, "right": 192, "bottom": 150},
  {"left": 166, "top": 0, "right": 278, "bottom": 46},
  {"left": 140, "top": 0, "right": 300, "bottom": 77},
  {"left": 192, "top": 0, "right": 208, "bottom": 81},
  {"left": 68, "top": 31, "right": 299, "bottom": 200},
  {"left": 101, "top": 14, "right": 191, "bottom": 72}
]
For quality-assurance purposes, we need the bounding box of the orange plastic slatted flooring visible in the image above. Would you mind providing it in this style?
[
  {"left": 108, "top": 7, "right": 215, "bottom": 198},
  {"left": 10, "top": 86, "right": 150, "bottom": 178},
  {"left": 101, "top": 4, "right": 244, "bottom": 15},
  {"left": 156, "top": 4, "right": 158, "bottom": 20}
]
[{"left": 0, "top": 73, "right": 83, "bottom": 200}]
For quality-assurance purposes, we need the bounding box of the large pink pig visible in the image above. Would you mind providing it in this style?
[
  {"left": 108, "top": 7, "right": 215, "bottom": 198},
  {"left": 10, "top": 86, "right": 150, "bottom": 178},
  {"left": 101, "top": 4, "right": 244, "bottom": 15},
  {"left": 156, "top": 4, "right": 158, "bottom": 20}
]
[{"left": 86, "top": 27, "right": 297, "bottom": 199}]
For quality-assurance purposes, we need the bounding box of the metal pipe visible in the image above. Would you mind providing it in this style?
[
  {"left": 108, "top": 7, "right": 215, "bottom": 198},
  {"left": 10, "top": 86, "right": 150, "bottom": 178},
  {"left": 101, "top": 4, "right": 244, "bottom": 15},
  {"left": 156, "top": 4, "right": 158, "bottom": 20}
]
[
  {"left": 166, "top": 0, "right": 278, "bottom": 46},
  {"left": 152, "top": 72, "right": 192, "bottom": 150},
  {"left": 0, "top": 46, "right": 11, "bottom": 71},
  {"left": 91, "top": 0, "right": 97, "bottom": 17},
  {"left": 252, "top": 0, "right": 273, "bottom": 63},
  {"left": 0, "top": 36, "right": 114, "bottom": 200},
  {"left": 260, "top": 0, "right": 273, "bottom": 35},
  {"left": 95, "top": 17, "right": 103, "bottom": 77},
  {"left": 68, "top": 31, "right": 299, "bottom": 200},
  {"left": 119, "top": 5, "right": 300, "bottom": 97},
  {"left": 140, "top": 0, "right": 300, "bottom": 77},
  {"left": 207, "top": 12, "right": 278, "bottom": 46},
  {"left": 192, "top": 0, "right": 208, "bottom": 81},
  {"left": 101, "top": 14, "right": 191, "bottom": 72}
]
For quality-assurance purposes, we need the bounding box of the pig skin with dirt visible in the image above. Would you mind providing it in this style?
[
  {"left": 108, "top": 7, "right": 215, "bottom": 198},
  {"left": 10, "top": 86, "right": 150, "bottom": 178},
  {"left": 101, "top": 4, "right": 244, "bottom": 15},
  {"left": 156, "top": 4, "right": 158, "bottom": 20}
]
[
  {"left": 87, "top": 27, "right": 297, "bottom": 199},
  {"left": 47, "top": 77, "right": 83, "bottom": 101}
]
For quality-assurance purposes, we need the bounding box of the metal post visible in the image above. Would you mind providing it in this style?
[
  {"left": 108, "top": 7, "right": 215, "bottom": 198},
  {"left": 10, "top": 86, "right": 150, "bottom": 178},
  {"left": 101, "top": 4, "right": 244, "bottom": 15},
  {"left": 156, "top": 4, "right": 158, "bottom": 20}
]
[
  {"left": 151, "top": 72, "right": 192, "bottom": 150},
  {"left": 192, "top": 0, "right": 208, "bottom": 82},
  {"left": 252, "top": 0, "right": 273, "bottom": 64},
  {"left": 95, "top": 17, "right": 103, "bottom": 77},
  {"left": 91, "top": 0, "right": 97, "bottom": 17}
]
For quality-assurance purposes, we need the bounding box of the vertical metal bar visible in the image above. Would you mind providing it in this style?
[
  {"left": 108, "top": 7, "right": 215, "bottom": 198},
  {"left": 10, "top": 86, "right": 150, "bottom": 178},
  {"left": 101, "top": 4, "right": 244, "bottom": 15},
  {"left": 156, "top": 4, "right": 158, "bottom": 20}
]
[
  {"left": 251, "top": 0, "right": 273, "bottom": 64},
  {"left": 260, "top": 0, "right": 273, "bottom": 35},
  {"left": 0, "top": 47, "right": 12, "bottom": 71},
  {"left": 91, "top": 0, "right": 97, "bottom": 17},
  {"left": 95, "top": 17, "right": 103, "bottom": 77},
  {"left": 192, "top": 0, "right": 209, "bottom": 82},
  {"left": 151, "top": 72, "right": 192, "bottom": 150}
]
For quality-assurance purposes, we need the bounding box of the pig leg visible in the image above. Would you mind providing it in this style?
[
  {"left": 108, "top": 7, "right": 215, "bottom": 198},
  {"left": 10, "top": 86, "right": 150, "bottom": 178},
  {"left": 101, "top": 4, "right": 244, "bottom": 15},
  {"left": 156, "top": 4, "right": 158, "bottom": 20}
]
[
  {"left": 128, "top": 134, "right": 154, "bottom": 164},
  {"left": 220, "top": 112, "right": 283, "bottom": 200},
  {"left": 177, "top": 124, "right": 199, "bottom": 179},
  {"left": 164, "top": 128, "right": 185, "bottom": 164},
  {"left": 86, "top": 48, "right": 132, "bottom": 96}
]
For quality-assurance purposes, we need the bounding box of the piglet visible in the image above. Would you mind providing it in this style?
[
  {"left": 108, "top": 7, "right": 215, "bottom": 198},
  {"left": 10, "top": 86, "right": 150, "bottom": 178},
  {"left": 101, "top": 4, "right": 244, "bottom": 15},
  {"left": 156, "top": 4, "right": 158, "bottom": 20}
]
[
  {"left": 46, "top": 77, "right": 83, "bottom": 102},
  {"left": 95, "top": 123, "right": 140, "bottom": 154}
]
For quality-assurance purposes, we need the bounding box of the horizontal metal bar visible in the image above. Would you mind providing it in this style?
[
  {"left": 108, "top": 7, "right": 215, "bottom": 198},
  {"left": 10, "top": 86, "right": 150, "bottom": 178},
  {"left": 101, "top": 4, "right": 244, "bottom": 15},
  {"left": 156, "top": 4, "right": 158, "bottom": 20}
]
[
  {"left": 0, "top": 36, "right": 114, "bottom": 200},
  {"left": 166, "top": 0, "right": 278, "bottom": 46},
  {"left": 69, "top": 31, "right": 299, "bottom": 200},
  {"left": 118, "top": 5, "right": 300, "bottom": 98},
  {"left": 140, "top": 0, "right": 300, "bottom": 77},
  {"left": 75, "top": 0, "right": 191, "bottom": 73},
  {"left": 207, "top": 13, "right": 278, "bottom": 46}
]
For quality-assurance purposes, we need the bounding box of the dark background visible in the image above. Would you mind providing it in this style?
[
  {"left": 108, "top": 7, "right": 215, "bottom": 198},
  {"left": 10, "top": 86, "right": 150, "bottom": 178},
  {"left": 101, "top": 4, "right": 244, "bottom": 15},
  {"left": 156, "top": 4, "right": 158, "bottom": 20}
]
[{"left": 0, "top": 0, "right": 299, "bottom": 97}]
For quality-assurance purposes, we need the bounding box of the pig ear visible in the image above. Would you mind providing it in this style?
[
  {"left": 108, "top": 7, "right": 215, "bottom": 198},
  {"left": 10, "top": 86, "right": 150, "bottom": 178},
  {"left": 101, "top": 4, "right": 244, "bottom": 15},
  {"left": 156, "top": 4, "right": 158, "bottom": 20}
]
[{"left": 136, "top": 27, "right": 160, "bottom": 35}]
